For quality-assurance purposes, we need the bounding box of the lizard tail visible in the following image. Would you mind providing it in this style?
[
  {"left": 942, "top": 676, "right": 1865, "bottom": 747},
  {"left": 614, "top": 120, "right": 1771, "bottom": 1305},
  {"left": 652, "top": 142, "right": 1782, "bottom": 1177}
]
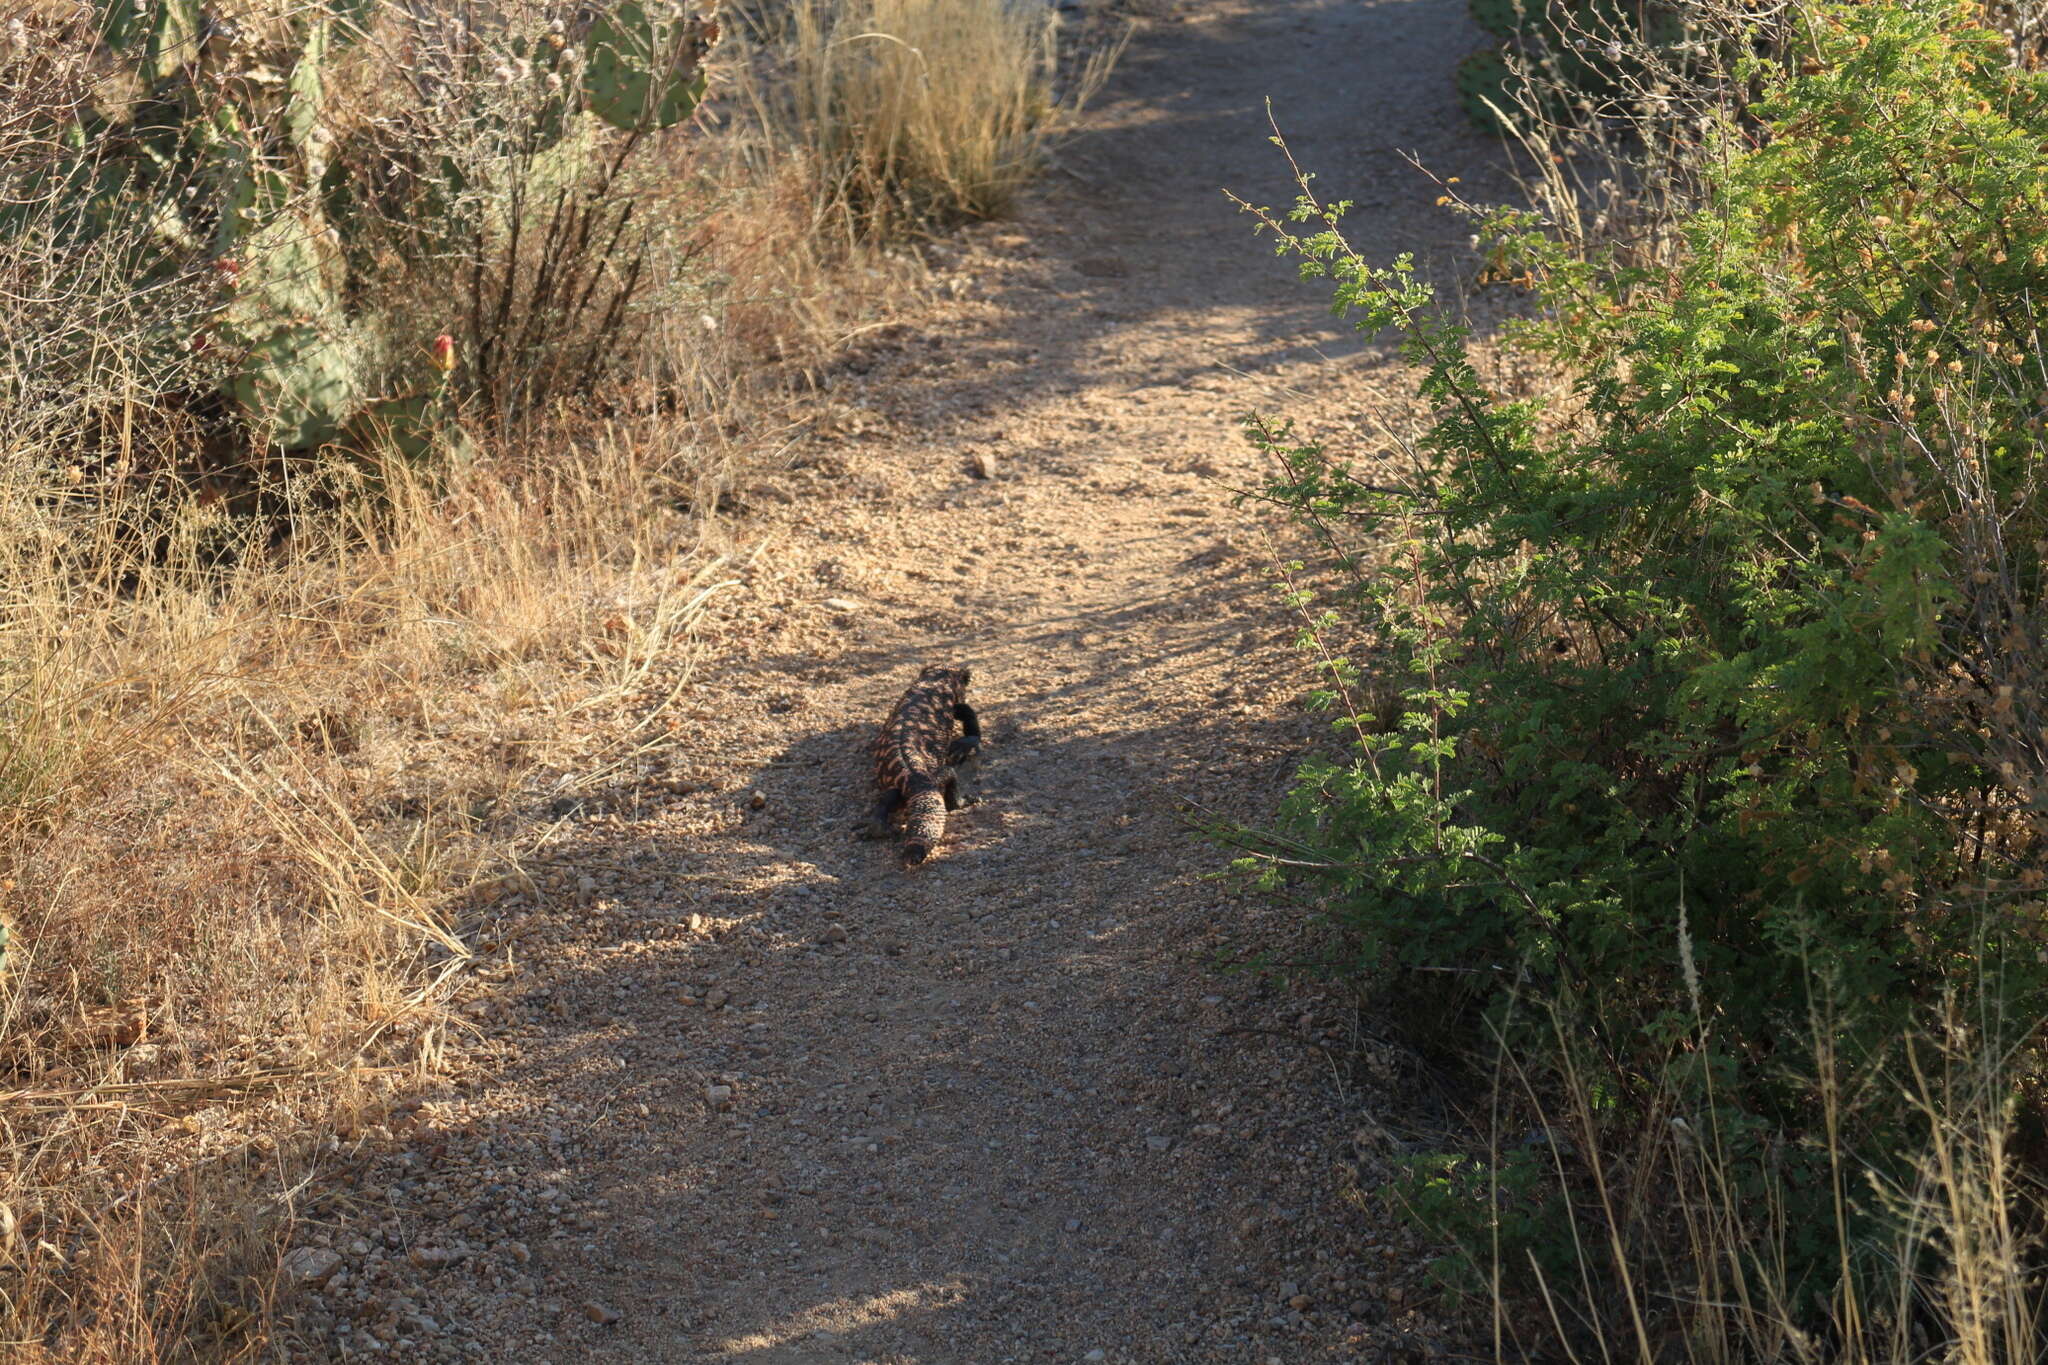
[{"left": 900, "top": 775, "right": 946, "bottom": 865}]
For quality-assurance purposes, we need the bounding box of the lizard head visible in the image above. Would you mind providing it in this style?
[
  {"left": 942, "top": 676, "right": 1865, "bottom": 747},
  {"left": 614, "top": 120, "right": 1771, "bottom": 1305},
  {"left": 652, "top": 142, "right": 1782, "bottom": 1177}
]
[{"left": 917, "top": 664, "right": 970, "bottom": 697}]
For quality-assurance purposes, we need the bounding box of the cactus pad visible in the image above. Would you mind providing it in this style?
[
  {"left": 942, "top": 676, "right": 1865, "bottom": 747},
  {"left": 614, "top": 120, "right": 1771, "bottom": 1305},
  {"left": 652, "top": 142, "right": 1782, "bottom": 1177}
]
[
  {"left": 98, "top": 0, "right": 201, "bottom": 83},
  {"left": 1456, "top": 47, "right": 1522, "bottom": 132},
  {"left": 583, "top": 2, "right": 719, "bottom": 131},
  {"left": 223, "top": 213, "right": 363, "bottom": 448},
  {"left": 1469, "top": 0, "right": 1538, "bottom": 40}
]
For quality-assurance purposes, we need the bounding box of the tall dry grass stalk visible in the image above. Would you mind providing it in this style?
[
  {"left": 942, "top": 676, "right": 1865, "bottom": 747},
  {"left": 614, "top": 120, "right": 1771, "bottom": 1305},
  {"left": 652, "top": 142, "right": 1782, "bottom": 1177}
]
[
  {"left": 1463, "top": 988, "right": 2048, "bottom": 1364},
  {"left": 766, "top": 0, "right": 1124, "bottom": 232}
]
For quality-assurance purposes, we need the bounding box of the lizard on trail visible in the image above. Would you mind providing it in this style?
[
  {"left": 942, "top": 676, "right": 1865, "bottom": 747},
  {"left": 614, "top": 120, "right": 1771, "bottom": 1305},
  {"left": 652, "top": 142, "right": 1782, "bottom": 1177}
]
[{"left": 860, "top": 665, "right": 981, "bottom": 865}]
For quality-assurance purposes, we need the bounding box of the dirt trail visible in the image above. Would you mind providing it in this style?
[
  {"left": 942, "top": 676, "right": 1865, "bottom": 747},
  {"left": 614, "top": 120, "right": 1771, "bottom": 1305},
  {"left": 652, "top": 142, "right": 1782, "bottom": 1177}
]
[{"left": 300, "top": 2, "right": 1511, "bottom": 1360}]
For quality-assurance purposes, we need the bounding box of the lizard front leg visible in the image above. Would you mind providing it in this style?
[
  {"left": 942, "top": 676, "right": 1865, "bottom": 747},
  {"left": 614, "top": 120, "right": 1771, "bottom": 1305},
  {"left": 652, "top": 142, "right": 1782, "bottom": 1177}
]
[
  {"left": 946, "top": 702, "right": 982, "bottom": 806},
  {"left": 947, "top": 701, "right": 982, "bottom": 767}
]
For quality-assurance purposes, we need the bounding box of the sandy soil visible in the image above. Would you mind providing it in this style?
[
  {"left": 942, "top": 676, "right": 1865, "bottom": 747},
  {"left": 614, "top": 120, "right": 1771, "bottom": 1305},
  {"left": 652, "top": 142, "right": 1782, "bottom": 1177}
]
[{"left": 287, "top": 1, "right": 1514, "bottom": 1359}]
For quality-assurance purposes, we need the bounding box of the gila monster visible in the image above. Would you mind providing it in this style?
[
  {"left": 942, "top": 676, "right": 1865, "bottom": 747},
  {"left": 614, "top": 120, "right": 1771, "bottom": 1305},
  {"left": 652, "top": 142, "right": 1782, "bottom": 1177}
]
[{"left": 860, "top": 665, "right": 981, "bottom": 865}]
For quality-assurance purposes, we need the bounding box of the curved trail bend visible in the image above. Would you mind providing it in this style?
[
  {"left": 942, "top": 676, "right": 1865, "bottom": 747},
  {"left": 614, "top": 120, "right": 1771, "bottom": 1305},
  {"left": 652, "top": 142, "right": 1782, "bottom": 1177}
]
[{"left": 310, "top": 2, "right": 1509, "bottom": 1360}]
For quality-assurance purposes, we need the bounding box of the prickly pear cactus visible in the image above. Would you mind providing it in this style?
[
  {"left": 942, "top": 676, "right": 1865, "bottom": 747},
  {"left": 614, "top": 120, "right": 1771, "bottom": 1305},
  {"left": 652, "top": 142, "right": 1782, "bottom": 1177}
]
[
  {"left": 230, "top": 323, "right": 364, "bottom": 451},
  {"left": 80, "top": 1, "right": 385, "bottom": 446},
  {"left": 1458, "top": 49, "right": 1519, "bottom": 131},
  {"left": 98, "top": 0, "right": 202, "bottom": 83},
  {"left": 57, "top": 0, "right": 722, "bottom": 454},
  {"left": 583, "top": 2, "right": 721, "bottom": 131},
  {"left": 219, "top": 211, "right": 363, "bottom": 450},
  {"left": 1469, "top": 0, "right": 1539, "bottom": 41}
]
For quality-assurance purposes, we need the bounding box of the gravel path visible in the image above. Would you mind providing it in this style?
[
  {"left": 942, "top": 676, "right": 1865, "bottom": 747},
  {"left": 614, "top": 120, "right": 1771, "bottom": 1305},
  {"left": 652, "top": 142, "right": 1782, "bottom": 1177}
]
[{"left": 289, "top": 2, "right": 1511, "bottom": 1359}]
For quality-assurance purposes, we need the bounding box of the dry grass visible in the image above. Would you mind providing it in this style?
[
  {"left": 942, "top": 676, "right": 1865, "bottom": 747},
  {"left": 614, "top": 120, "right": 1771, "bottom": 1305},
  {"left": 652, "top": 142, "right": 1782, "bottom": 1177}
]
[
  {"left": 759, "top": 0, "right": 1125, "bottom": 234},
  {"left": 0, "top": 420, "right": 746, "bottom": 1359},
  {"left": 1457, "top": 993, "right": 2048, "bottom": 1365},
  {"left": 0, "top": 1, "right": 950, "bottom": 1356}
]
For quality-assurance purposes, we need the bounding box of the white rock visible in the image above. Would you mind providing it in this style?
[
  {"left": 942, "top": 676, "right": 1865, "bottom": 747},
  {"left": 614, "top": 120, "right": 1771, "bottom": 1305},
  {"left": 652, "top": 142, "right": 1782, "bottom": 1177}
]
[{"left": 281, "top": 1246, "right": 343, "bottom": 1288}]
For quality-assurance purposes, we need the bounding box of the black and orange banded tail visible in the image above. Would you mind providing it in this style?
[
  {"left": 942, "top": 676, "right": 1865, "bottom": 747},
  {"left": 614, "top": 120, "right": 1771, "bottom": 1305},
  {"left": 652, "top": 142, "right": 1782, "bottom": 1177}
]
[{"left": 901, "top": 776, "right": 946, "bottom": 865}]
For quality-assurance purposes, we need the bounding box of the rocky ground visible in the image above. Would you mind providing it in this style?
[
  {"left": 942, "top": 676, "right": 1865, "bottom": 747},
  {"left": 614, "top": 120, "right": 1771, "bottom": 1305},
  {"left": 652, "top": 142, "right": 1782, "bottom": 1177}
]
[{"left": 276, "top": 0, "right": 1516, "bottom": 1359}]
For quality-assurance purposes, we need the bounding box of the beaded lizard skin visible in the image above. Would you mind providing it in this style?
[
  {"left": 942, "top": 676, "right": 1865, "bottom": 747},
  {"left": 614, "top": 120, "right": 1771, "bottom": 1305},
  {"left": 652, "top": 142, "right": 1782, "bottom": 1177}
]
[{"left": 860, "top": 665, "right": 981, "bottom": 865}]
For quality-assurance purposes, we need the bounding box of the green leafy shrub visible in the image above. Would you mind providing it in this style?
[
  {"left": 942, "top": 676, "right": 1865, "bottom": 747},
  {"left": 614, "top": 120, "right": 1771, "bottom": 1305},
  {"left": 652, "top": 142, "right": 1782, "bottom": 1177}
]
[{"left": 1242, "top": 0, "right": 2048, "bottom": 1347}]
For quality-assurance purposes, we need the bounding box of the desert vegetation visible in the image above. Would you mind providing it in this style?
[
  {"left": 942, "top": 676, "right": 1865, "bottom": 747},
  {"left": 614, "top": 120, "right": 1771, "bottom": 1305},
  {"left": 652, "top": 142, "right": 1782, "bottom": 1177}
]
[
  {"left": 0, "top": 0, "right": 1105, "bottom": 1356},
  {"left": 1241, "top": 0, "right": 2048, "bottom": 1357},
  {"left": 30, "top": 0, "right": 2048, "bottom": 1356}
]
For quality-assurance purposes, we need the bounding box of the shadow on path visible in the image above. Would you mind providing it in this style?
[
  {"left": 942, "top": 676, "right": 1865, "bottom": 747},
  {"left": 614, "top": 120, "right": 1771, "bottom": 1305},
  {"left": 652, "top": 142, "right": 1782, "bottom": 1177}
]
[{"left": 297, "top": 1, "right": 1506, "bottom": 1360}]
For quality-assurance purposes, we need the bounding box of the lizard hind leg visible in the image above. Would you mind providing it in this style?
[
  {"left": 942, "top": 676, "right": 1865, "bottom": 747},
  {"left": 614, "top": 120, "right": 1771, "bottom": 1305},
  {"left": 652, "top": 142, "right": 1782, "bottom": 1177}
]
[{"left": 856, "top": 787, "right": 903, "bottom": 841}]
